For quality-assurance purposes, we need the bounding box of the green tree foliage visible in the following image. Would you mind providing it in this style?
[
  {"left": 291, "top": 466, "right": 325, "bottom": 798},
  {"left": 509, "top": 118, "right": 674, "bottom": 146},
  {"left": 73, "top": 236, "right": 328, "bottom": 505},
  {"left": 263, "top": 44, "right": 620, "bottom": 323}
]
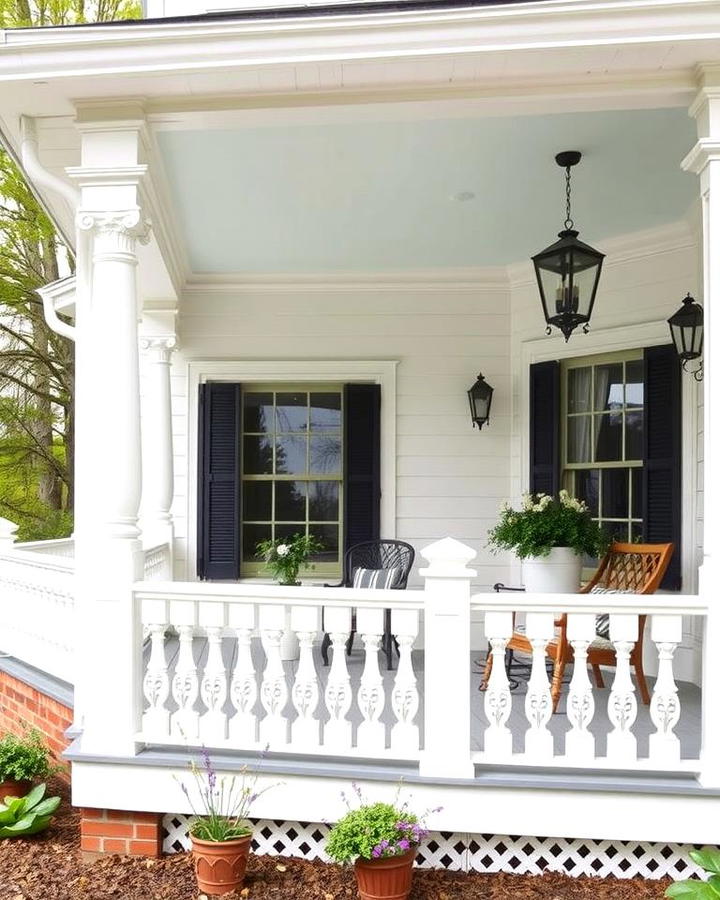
[{"left": 0, "top": 0, "right": 141, "bottom": 540}]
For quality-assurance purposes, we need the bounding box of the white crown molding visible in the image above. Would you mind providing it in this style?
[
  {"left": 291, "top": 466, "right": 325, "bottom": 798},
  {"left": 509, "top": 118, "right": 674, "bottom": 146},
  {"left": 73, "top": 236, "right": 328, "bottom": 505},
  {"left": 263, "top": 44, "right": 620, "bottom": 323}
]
[{"left": 183, "top": 268, "right": 512, "bottom": 294}]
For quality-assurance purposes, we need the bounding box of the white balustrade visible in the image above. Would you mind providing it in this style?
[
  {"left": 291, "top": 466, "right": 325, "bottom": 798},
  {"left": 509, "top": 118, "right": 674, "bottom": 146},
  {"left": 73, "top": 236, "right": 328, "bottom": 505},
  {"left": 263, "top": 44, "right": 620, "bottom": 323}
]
[
  {"left": 0, "top": 548, "right": 75, "bottom": 683},
  {"left": 565, "top": 613, "right": 597, "bottom": 761},
  {"left": 483, "top": 610, "right": 514, "bottom": 759},
  {"left": 356, "top": 607, "right": 386, "bottom": 752},
  {"left": 649, "top": 615, "right": 683, "bottom": 763},
  {"left": 523, "top": 612, "right": 554, "bottom": 760},
  {"left": 143, "top": 542, "right": 172, "bottom": 581},
  {"left": 132, "top": 558, "right": 706, "bottom": 779}
]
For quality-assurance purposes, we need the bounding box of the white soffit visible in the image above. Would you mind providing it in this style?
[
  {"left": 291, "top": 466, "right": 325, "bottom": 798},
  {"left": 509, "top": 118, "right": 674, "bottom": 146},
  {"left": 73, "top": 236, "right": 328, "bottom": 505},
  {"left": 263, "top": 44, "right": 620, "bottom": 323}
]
[{"left": 156, "top": 105, "right": 697, "bottom": 274}]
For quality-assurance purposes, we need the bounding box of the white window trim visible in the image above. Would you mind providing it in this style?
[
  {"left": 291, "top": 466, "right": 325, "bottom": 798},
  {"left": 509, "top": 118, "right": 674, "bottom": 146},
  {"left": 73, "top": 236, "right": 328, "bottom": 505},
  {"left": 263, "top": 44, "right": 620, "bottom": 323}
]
[
  {"left": 186, "top": 359, "right": 398, "bottom": 582},
  {"left": 521, "top": 319, "right": 699, "bottom": 594}
]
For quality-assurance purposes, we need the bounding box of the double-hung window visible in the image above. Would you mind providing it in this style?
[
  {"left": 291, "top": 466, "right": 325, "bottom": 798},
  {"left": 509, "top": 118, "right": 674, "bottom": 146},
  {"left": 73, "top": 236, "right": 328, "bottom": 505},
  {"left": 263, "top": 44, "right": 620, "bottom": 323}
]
[{"left": 561, "top": 350, "right": 644, "bottom": 543}]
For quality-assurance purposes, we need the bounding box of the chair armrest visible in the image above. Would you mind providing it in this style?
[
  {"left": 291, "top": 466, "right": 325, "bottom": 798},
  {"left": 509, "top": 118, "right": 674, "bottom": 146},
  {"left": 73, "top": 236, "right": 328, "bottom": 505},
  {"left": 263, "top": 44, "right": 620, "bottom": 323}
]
[{"left": 323, "top": 580, "right": 346, "bottom": 588}]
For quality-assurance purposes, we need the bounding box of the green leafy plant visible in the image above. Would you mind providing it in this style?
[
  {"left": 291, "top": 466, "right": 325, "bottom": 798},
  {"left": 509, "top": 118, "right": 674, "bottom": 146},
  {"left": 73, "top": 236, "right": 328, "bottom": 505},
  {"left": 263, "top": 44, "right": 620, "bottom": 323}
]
[
  {"left": 666, "top": 849, "right": 720, "bottom": 897},
  {"left": 178, "top": 749, "right": 271, "bottom": 843},
  {"left": 0, "top": 729, "right": 53, "bottom": 782},
  {"left": 487, "top": 490, "right": 609, "bottom": 560},
  {"left": 326, "top": 784, "right": 436, "bottom": 863},
  {"left": 256, "top": 532, "right": 324, "bottom": 585},
  {"left": 0, "top": 783, "right": 60, "bottom": 838}
]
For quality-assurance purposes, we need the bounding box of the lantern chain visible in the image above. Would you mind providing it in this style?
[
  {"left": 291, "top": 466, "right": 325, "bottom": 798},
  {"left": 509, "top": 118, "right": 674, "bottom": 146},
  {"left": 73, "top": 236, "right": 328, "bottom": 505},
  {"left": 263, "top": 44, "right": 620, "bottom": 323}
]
[{"left": 564, "top": 165, "right": 574, "bottom": 231}]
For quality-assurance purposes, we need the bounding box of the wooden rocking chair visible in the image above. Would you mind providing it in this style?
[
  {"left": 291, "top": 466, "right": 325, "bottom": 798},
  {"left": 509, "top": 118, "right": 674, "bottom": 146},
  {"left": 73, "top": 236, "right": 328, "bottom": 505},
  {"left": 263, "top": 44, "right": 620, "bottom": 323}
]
[{"left": 480, "top": 541, "right": 674, "bottom": 713}]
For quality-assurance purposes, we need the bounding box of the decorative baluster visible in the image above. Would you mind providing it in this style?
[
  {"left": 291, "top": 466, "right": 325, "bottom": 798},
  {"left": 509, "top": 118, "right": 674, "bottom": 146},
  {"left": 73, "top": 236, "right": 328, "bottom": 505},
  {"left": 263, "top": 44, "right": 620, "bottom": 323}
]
[
  {"left": 390, "top": 608, "right": 420, "bottom": 754},
  {"left": 649, "top": 614, "right": 683, "bottom": 763},
  {"left": 565, "top": 612, "right": 597, "bottom": 762},
  {"left": 228, "top": 606, "right": 258, "bottom": 747},
  {"left": 607, "top": 614, "right": 638, "bottom": 762},
  {"left": 142, "top": 622, "right": 170, "bottom": 739},
  {"left": 200, "top": 626, "right": 228, "bottom": 743},
  {"left": 523, "top": 612, "right": 554, "bottom": 760},
  {"left": 171, "top": 624, "right": 200, "bottom": 739},
  {"left": 323, "top": 607, "right": 353, "bottom": 749},
  {"left": 483, "top": 610, "right": 514, "bottom": 758},
  {"left": 259, "top": 605, "right": 289, "bottom": 747},
  {"left": 356, "top": 607, "right": 386, "bottom": 752},
  {"left": 290, "top": 606, "right": 321, "bottom": 749}
]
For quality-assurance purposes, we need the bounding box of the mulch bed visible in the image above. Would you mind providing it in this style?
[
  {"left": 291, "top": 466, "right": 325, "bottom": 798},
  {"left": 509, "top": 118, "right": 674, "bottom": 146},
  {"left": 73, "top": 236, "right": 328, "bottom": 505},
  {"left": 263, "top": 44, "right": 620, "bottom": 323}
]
[{"left": 0, "top": 780, "right": 673, "bottom": 899}]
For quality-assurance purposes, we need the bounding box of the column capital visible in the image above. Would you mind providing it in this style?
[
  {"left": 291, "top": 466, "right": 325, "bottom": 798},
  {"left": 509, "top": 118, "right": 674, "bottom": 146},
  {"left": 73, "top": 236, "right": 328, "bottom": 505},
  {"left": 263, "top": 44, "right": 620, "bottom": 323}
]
[
  {"left": 140, "top": 335, "right": 178, "bottom": 362},
  {"left": 78, "top": 208, "right": 151, "bottom": 242}
]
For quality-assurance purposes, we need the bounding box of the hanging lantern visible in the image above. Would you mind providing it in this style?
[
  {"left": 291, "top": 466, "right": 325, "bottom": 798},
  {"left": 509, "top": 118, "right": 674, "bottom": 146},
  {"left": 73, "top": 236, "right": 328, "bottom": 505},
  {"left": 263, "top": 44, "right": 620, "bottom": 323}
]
[
  {"left": 668, "top": 292, "right": 703, "bottom": 381},
  {"left": 467, "top": 373, "right": 494, "bottom": 431},
  {"left": 532, "top": 151, "right": 605, "bottom": 342}
]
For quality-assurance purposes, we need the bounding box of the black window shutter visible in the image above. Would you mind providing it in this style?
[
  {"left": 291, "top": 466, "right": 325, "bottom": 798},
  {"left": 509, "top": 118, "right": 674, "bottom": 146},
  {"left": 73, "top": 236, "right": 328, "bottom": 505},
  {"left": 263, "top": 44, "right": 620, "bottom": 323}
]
[
  {"left": 643, "top": 345, "right": 682, "bottom": 590},
  {"left": 529, "top": 361, "right": 561, "bottom": 497},
  {"left": 343, "top": 384, "right": 381, "bottom": 554},
  {"left": 197, "top": 382, "right": 241, "bottom": 580}
]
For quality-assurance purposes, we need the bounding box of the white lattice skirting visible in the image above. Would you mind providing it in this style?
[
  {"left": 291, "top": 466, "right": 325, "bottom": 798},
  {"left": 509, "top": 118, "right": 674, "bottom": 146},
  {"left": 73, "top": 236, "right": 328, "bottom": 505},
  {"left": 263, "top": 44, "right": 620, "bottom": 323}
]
[{"left": 162, "top": 814, "right": 711, "bottom": 881}]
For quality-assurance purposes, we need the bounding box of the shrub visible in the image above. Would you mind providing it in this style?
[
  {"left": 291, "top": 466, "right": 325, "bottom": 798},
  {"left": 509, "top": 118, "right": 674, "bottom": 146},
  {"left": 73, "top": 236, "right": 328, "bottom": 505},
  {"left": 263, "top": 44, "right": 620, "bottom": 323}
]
[
  {"left": 666, "top": 849, "right": 720, "bottom": 897},
  {"left": 0, "top": 730, "right": 52, "bottom": 782}
]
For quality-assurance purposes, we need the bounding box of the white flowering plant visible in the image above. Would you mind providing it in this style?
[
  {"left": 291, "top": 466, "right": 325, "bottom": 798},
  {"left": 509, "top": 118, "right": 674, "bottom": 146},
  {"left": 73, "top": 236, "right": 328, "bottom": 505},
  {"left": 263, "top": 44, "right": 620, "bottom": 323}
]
[
  {"left": 487, "top": 490, "right": 609, "bottom": 560},
  {"left": 256, "top": 532, "right": 324, "bottom": 585}
]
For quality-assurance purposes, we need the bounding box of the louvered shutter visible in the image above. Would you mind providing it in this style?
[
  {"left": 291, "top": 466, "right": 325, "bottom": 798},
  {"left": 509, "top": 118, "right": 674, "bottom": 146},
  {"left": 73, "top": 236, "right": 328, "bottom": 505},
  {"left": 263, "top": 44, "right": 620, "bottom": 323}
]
[
  {"left": 643, "top": 345, "right": 682, "bottom": 590},
  {"left": 529, "top": 361, "right": 561, "bottom": 496},
  {"left": 343, "top": 384, "right": 381, "bottom": 555},
  {"left": 197, "top": 382, "right": 241, "bottom": 580}
]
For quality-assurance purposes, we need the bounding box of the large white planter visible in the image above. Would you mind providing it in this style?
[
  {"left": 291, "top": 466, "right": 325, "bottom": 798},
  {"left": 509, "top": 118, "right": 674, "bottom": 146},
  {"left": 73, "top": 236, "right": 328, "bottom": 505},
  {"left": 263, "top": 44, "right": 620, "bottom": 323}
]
[{"left": 522, "top": 547, "right": 582, "bottom": 593}]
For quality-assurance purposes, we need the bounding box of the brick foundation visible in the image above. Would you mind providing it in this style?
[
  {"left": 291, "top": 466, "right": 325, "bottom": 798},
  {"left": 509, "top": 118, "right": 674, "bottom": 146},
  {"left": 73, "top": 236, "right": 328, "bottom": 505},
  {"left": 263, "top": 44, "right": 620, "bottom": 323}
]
[
  {"left": 0, "top": 670, "right": 72, "bottom": 776},
  {"left": 80, "top": 809, "right": 163, "bottom": 857}
]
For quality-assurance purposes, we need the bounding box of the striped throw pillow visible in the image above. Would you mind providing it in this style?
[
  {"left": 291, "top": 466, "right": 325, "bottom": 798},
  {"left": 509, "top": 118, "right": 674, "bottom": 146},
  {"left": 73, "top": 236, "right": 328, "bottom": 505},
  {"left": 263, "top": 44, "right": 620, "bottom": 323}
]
[
  {"left": 352, "top": 566, "right": 402, "bottom": 590},
  {"left": 589, "top": 586, "right": 634, "bottom": 638}
]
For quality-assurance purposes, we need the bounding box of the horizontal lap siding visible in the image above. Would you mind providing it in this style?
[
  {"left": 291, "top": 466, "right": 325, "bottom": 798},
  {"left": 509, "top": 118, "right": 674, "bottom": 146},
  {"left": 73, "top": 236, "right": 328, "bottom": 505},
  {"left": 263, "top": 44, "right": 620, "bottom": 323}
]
[{"left": 172, "top": 287, "right": 512, "bottom": 588}]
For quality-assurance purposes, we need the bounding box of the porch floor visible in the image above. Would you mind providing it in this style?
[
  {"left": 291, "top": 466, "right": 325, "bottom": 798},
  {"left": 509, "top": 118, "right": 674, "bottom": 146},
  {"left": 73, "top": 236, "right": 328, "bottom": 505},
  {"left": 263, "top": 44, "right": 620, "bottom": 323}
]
[{"left": 154, "top": 637, "right": 702, "bottom": 760}]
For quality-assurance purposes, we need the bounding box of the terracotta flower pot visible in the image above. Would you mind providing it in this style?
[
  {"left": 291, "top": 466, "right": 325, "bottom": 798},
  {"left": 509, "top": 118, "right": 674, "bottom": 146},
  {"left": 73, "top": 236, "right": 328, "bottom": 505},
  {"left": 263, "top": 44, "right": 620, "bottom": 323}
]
[
  {"left": 354, "top": 849, "right": 416, "bottom": 900},
  {"left": 0, "top": 779, "right": 32, "bottom": 801},
  {"left": 191, "top": 833, "right": 252, "bottom": 896}
]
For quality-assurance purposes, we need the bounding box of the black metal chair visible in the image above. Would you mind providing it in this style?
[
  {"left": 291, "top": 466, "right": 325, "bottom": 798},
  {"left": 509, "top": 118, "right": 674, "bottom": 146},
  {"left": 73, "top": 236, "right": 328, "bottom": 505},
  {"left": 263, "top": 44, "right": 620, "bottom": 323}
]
[{"left": 321, "top": 539, "right": 415, "bottom": 670}]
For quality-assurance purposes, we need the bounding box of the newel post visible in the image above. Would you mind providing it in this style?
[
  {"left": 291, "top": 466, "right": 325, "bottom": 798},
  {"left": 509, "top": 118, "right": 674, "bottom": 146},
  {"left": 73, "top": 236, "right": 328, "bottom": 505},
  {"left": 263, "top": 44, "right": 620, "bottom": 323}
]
[
  {"left": 419, "top": 537, "right": 476, "bottom": 779},
  {"left": 0, "top": 518, "right": 18, "bottom": 550}
]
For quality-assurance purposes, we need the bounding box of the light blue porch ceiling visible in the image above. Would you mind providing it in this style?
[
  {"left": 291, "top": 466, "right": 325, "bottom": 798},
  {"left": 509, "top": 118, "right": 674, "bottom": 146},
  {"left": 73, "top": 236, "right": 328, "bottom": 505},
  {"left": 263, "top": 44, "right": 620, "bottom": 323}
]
[{"left": 157, "top": 107, "right": 697, "bottom": 274}]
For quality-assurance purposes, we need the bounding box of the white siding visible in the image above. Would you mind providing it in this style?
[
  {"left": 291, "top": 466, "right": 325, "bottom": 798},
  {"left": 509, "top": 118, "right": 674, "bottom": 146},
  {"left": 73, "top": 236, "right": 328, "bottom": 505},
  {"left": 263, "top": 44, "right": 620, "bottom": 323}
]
[{"left": 170, "top": 286, "right": 512, "bottom": 589}]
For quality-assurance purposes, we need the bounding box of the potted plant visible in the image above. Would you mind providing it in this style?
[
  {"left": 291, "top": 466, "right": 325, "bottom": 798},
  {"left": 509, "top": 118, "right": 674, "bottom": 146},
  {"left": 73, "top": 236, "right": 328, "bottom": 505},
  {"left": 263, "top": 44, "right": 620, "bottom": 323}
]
[
  {"left": 178, "top": 749, "right": 270, "bottom": 897},
  {"left": 325, "top": 786, "right": 435, "bottom": 900},
  {"left": 256, "top": 532, "right": 323, "bottom": 586},
  {"left": 488, "top": 490, "right": 608, "bottom": 593},
  {"left": 0, "top": 729, "right": 53, "bottom": 800}
]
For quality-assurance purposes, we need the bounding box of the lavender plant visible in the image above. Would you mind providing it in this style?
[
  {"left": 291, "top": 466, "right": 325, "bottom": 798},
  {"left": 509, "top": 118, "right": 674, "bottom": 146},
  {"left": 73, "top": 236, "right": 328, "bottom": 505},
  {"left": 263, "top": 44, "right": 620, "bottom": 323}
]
[
  {"left": 177, "top": 749, "right": 269, "bottom": 843},
  {"left": 325, "top": 783, "right": 437, "bottom": 863}
]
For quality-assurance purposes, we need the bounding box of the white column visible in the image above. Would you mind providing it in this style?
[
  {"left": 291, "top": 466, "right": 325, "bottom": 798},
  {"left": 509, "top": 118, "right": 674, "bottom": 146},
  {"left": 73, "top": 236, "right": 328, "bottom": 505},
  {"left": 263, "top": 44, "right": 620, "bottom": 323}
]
[
  {"left": 419, "top": 537, "right": 476, "bottom": 778},
  {"left": 67, "top": 127, "right": 149, "bottom": 755},
  {"left": 140, "top": 336, "right": 176, "bottom": 548},
  {"left": 683, "top": 67, "right": 720, "bottom": 786}
]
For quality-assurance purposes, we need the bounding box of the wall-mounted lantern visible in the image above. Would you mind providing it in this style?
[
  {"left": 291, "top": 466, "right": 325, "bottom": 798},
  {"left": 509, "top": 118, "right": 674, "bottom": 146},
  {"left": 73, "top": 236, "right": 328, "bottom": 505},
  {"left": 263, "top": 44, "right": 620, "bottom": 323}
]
[
  {"left": 468, "top": 373, "right": 494, "bottom": 431},
  {"left": 668, "top": 292, "right": 703, "bottom": 381},
  {"left": 532, "top": 151, "right": 605, "bottom": 342}
]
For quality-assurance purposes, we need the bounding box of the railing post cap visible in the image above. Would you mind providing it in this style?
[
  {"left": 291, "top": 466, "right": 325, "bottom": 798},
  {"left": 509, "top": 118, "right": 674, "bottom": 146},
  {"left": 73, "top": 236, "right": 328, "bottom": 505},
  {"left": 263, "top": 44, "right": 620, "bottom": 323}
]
[
  {"left": 419, "top": 537, "right": 477, "bottom": 577},
  {"left": 0, "top": 518, "right": 19, "bottom": 542}
]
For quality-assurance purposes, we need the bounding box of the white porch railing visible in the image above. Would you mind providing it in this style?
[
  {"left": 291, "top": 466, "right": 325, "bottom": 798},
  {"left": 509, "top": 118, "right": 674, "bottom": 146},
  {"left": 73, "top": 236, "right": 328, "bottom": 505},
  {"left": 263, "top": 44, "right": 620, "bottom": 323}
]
[
  {"left": 137, "top": 581, "right": 423, "bottom": 761},
  {"left": 0, "top": 546, "right": 75, "bottom": 684},
  {"left": 15, "top": 537, "right": 74, "bottom": 558},
  {"left": 134, "top": 539, "right": 709, "bottom": 781},
  {"left": 142, "top": 541, "right": 172, "bottom": 581},
  {"left": 473, "top": 592, "right": 707, "bottom": 774}
]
